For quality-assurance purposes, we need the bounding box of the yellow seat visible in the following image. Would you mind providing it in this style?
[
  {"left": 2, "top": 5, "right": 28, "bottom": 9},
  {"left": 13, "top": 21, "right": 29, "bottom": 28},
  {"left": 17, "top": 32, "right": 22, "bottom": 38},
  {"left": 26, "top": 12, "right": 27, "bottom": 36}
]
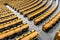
[
  {"left": 7, "top": 0, "right": 34, "bottom": 10},
  {"left": 22, "top": 0, "right": 47, "bottom": 17},
  {"left": 0, "top": 15, "right": 18, "bottom": 23},
  {"left": 27, "top": 0, "right": 52, "bottom": 20},
  {"left": 15, "top": 0, "right": 35, "bottom": 10},
  {"left": 34, "top": 0, "right": 58, "bottom": 25},
  {"left": 54, "top": 30, "right": 60, "bottom": 40},
  {"left": 18, "top": 0, "right": 39, "bottom": 12},
  {"left": 0, "top": 13, "right": 14, "bottom": 18},
  {"left": 0, "top": 18, "right": 22, "bottom": 29},
  {"left": 42, "top": 11, "right": 60, "bottom": 32},
  {"left": 16, "top": 30, "right": 38, "bottom": 40},
  {"left": 0, "top": 23, "right": 29, "bottom": 39}
]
